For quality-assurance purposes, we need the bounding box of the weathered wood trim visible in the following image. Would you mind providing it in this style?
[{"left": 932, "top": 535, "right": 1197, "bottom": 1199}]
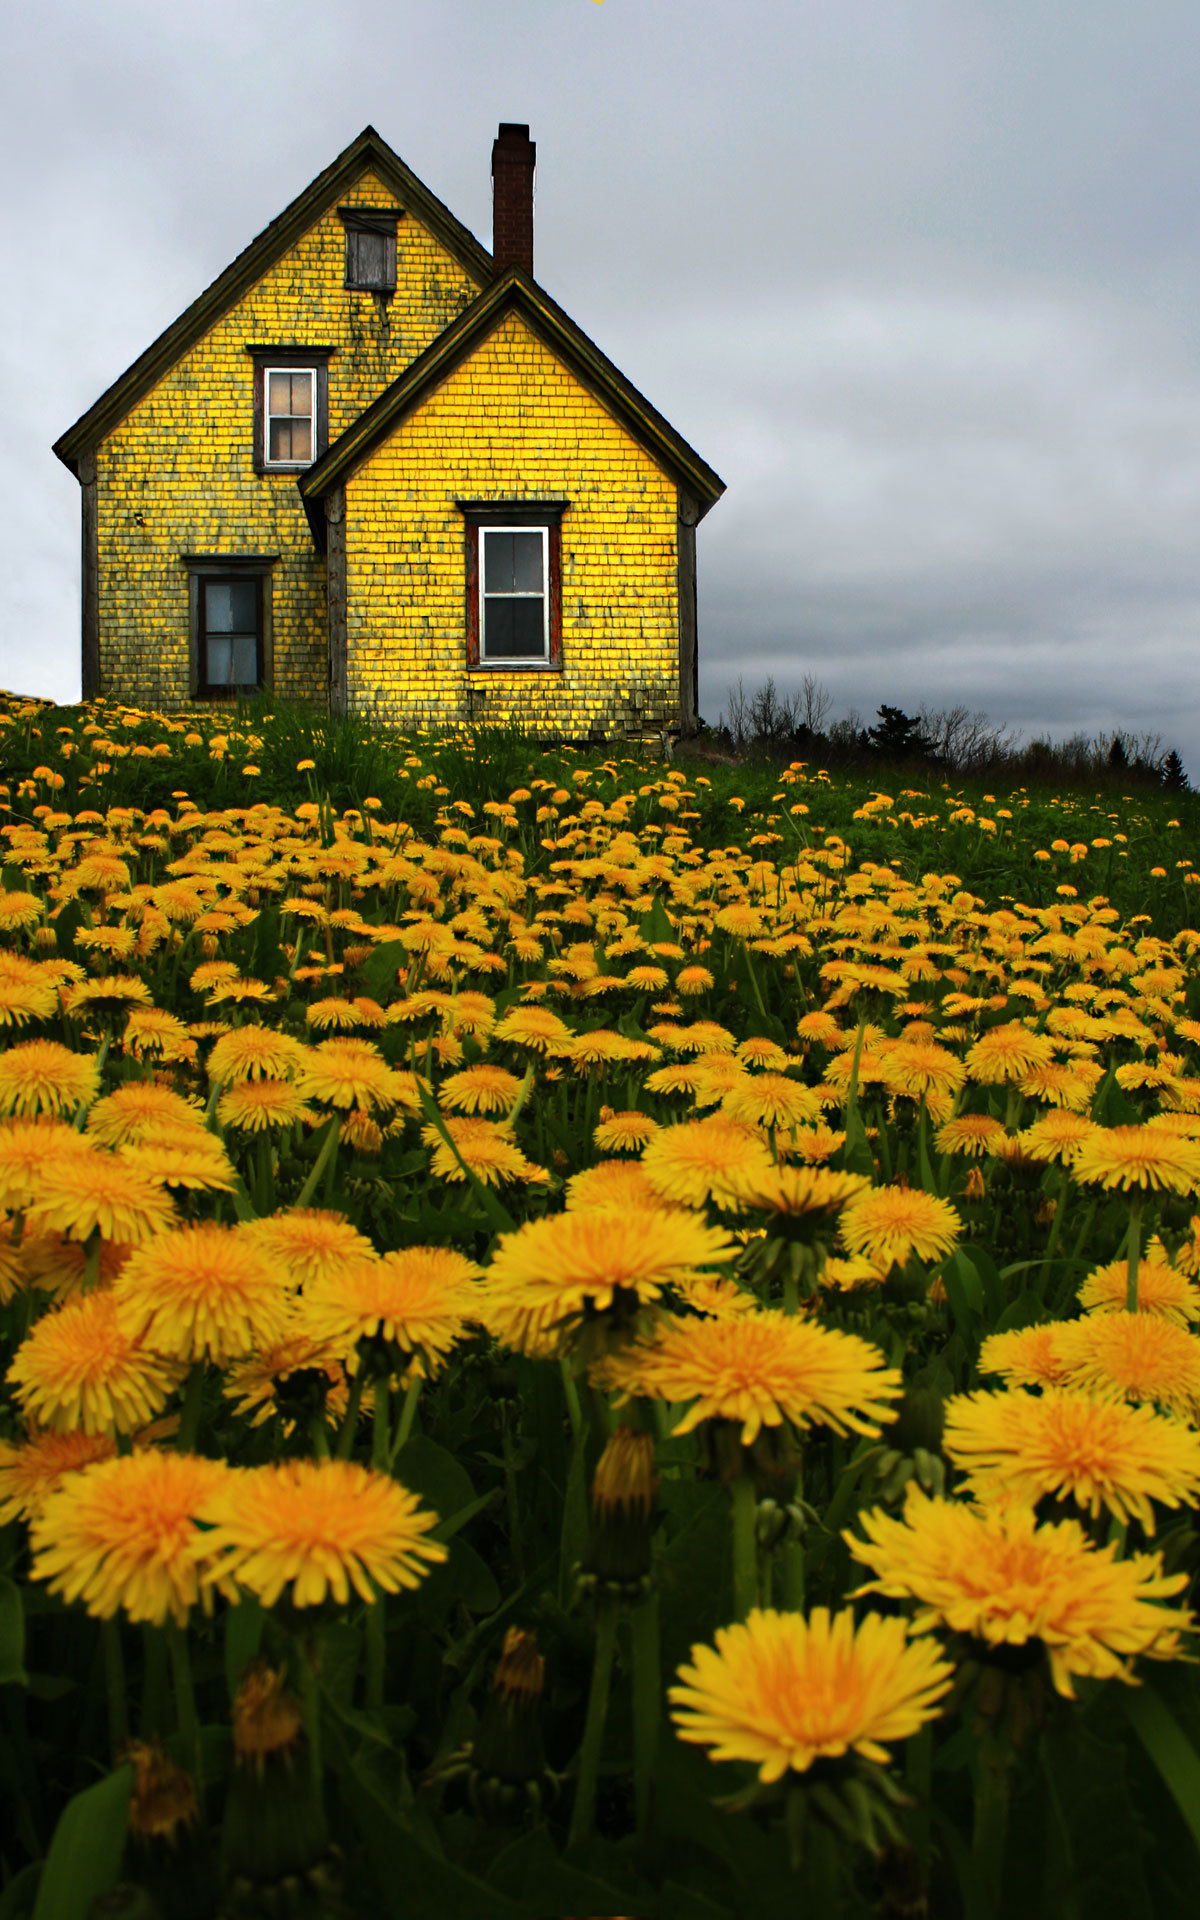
[
  {"left": 78, "top": 451, "right": 100, "bottom": 699},
  {"left": 327, "top": 488, "right": 347, "bottom": 715},
  {"left": 677, "top": 489, "right": 699, "bottom": 732}
]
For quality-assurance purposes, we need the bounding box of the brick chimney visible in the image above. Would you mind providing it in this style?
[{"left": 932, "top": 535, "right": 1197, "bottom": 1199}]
[{"left": 491, "top": 123, "right": 536, "bottom": 277}]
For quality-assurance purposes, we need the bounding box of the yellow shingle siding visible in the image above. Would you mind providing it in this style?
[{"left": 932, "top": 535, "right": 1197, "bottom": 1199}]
[
  {"left": 344, "top": 312, "right": 681, "bottom": 736},
  {"left": 94, "top": 169, "right": 480, "bottom": 708}
]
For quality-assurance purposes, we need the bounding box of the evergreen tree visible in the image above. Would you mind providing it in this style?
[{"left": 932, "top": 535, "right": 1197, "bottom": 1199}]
[
  {"left": 867, "top": 705, "right": 930, "bottom": 759},
  {"left": 1162, "top": 749, "right": 1190, "bottom": 793}
]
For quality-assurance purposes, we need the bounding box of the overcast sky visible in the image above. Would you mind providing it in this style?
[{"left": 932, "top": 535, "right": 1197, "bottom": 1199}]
[{"left": 6, "top": 0, "right": 1200, "bottom": 770}]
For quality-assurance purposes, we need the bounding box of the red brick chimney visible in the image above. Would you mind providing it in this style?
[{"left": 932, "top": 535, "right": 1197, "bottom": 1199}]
[{"left": 491, "top": 123, "right": 536, "bottom": 278}]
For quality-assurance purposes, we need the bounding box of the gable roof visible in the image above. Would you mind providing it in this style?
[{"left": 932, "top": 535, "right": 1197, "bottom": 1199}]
[
  {"left": 53, "top": 127, "right": 494, "bottom": 475},
  {"left": 299, "top": 265, "right": 726, "bottom": 545}
]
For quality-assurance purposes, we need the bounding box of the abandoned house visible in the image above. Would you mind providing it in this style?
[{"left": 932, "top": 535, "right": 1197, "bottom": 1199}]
[{"left": 53, "top": 124, "right": 725, "bottom": 739}]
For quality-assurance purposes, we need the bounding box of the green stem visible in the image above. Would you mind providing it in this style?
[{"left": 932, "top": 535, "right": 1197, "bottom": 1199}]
[
  {"left": 1125, "top": 1195, "right": 1143, "bottom": 1312},
  {"left": 139, "top": 1624, "right": 168, "bottom": 1738},
  {"left": 388, "top": 1373, "right": 422, "bottom": 1465},
  {"left": 730, "top": 1472, "right": 759, "bottom": 1621},
  {"left": 308, "top": 1412, "right": 331, "bottom": 1460},
  {"left": 334, "top": 1370, "right": 366, "bottom": 1461},
  {"left": 101, "top": 1618, "right": 129, "bottom": 1761},
  {"left": 630, "top": 1593, "right": 661, "bottom": 1840},
  {"left": 501, "top": 1404, "right": 527, "bottom": 1584},
  {"left": 167, "top": 1622, "right": 202, "bottom": 1794},
  {"left": 567, "top": 1601, "right": 620, "bottom": 1850},
  {"left": 297, "top": 1634, "right": 323, "bottom": 1799},
  {"left": 365, "top": 1379, "right": 390, "bottom": 1711},
  {"left": 295, "top": 1116, "right": 340, "bottom": 1209},
  {"left": 176, "top": 1366, "right": 205, "bottom": 1454},
  {"left": 969, "top": 1734, "right": 1011, "bottom": 1920},
  {"left": 560, "top": 1359, "right": 584, "bottom": 1443}
]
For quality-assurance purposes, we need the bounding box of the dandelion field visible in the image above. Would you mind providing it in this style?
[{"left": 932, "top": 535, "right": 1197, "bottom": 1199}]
[{"left": 2, "top": 692, "right": 1200, "bottom": 1918}]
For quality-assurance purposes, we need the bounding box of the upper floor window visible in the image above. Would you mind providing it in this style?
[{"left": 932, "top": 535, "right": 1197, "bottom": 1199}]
[
  {"left": 339, "top": 206, "right": 400, "bottom": 294},
  {"left": 247, "top": 347, "right": 333, "bottom": 475},
  {"left": 184, "top": 554, "right": 278, "bottom": 699}
]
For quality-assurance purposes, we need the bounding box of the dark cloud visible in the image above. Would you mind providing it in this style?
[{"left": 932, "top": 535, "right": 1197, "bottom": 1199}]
[{"left": 6, "top": 0, "right": 1200, "bottom": 772}]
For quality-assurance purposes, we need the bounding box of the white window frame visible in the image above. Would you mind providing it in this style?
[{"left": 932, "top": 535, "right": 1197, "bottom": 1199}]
[
  {"left": 263, "top": 366, "right": 316, "bottom": 470},
  {"left": 479, "top": 524, "right": 550, "bottom": 665}
]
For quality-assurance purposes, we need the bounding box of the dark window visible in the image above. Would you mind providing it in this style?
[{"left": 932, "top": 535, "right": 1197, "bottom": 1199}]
[
  {"left": 197, "top": 576, "right": 262, "bottom": 696},
  {"left": 340, "top": 207, "right": 399, "bottom": 293},
  {"left": 460, "top": 503, "right": 566, "bottom": 671}
]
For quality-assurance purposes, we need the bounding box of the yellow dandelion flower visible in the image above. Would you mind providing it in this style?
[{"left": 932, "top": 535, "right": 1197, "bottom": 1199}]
[
  {"left": 30, "top": 1450, "right": 232, "bottom": 1625},
  {"left": 604, "top": 1306, "right": 901, "bottom": 1444},
  {"left": 198, "top": 1458, "right": 447, "bottom": 1607},
  {"left": 722, "top": 1073, "right": 822, "bottom": 1132},
  {"left": 880, "top": 1042, "right": 967, "bottom": 1101},
  {"left": 1080, "top": 1247, "right": 1200, "bottom": 1324},
  {"left": 965, "top": 1024, "right": 1057, "bottom": 1085},
  {"left": 778, "top": 1122, "right": 848, "bottom": 1165},
  {"left": 299, "top": 1245, "right": 482, "bottom": 1375},
  {"left": 297, "top": 1038, "right": 403, "bottom": 1111},
  {"left": 481, "top": 1207, "right": 738, "bottom": 1358},
  {"left": 120, "top": 1128, "right": 238, "bottom": 1193},
  {"left": 242, "top": 1209, "right": 375, "bottom": 1289},
  {"left": 0, "top": 1426, "right": 118, "bottom": 1523},
  {"left": 839, "top": 1186, "right": 962, "bottom": 1271},
  {"left": 86, "top": 1082, "right": 205, "bottom": 1146},
  {"left": 0, "top": 1040, "right": 101, "bottom": 1117},
  {"left": 492, "top": 1005, "right": 575, "bottom": 1054},
  {"left": 932, "top": 1115, "right": 1007, "bottom": 1159},
  {"left": 727, "top": 1164, "right": 871, "bottom": 1219},
  {"left": 223, "top": 1330, "right": 351, "bottom": 1430},
  {"left": 422, "top": 1114, "right": 545, "bottom": 1186},
  {"left": 565, "top": 1160, "right": 675, "bottom": 1212},
  {"left": 640, "top": 1115, "right": 774, "bottom": 1209},
  {"left": 24, "top": 1146, "right": 177, "bottom": 1245},
  {"left": 1018, "top": 1110, "right": 1098, "bottom": 1166},
  {"left": 593, "top": 1110, "right": 661, "bottom": 1153},
  {"left": 7, "top": 1287, "right": 180, "bottom": 1434},
  {"left": 944, "top": 1385, "right": 1200, "bottom": 1529},
  {"left": 217, "top": 1079, "right": 315, "bottom": 1131},
  {"left": 1071, "top": 1124, "right": 1200, "bottom": 1195},
  {"left": 113, "top": 1221, "right": 292, "bottom": 1367},
  {"left": 0, "top": 955, "right": 60, "bottom": 1027},
  {"left": 0, "top": 1120, "right": 96, "bottom": 1211},
  {"left": 978, "top": 1320, "right": 1076, "bottom": 1389},
  {"left": 848, "top": 1484, "right": 1192, "bottom": 1697},
  {"left": 207, "top": 1025, "right": 307, "bottom": 1084},
  {"left": 438, "top": 1063, "right": 524, "bottom": 1116},
  {"left": 676, "top": 965, "right": 715, "bottom": 996},
  {"left": 1056, "top": 1311, "right": 1200, "bottom": 1421},
  {"left": 122, "top": 1007, "right": 196, "bottom": 1063},
  {"left": 669, "top": 1606, "right": 952, "bottom": 1783}
]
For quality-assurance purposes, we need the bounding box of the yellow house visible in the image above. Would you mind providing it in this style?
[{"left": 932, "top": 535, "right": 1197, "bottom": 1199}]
[{"left": 53, "top": 125, "right": 724, "bottom": 740}]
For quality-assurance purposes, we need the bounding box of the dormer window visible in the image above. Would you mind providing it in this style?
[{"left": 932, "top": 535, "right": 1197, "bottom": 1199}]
[
  {"left": 339, "top": 206, "right": 400, "bottom": 293},
  {"left": 247, "top": 347, "right": 333, "bottom": 474}
]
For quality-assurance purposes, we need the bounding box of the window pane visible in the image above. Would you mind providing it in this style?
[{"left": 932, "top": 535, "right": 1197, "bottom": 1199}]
[
  {"left": 287, "top": 371, "right": 313, "bottom": 413},
  {"left": 269, "top": 418, "right": 292, "bottom": 462},
  {"left": 205, "top": 636, "right": 233, "bottom": 685},
  {"left": 232, "top": 634, "right": 259, "bottom": 684},
  {"left": 512, "top": 531, "right": 543, "bottom": 593},
  {"left": 288, "top": 417, "right": 312, "bottom": 463},
  {"left": 484, "top": 597, "right": 544, "bottom": 658},
  {"left": 483, "top": 531, "right": 514, "bottom": 593},
  {"left": 268, "top": 370, "right": 293, "bottom": 413}
]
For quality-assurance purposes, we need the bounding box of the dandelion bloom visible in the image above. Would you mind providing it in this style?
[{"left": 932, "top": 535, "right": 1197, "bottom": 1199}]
[
  {"left": 0, "top": 1039, "right": 101, "bottom": 1118},
  {"left": 839, "top": 1186, "right": 962, "bottom": 1271},
  {"left": 122, "top": 1007, "right": 196, "bottom": 1062},
  {"left": 978, "top": 1321, "right": 1076, "bottom": 1389},
  {"left": 593, "top": 1110, "right": 661, "bottom": 1153},
  {"left": 640, "top": 1115, "right": 774, "bottom": 1209},
  {"left": 481, "top": 1207, "right": 738, "bottom": 1357},
  {"left": 564, "top": 1160, "right": 674, "bottom": 1213},
  {"left": 0, "top": 1120, "right": 96, "bottom": 1212},
  {"left": 87, "top": 1083, "right": 205, "bottom": 1146},
  {"left": 113, "top": 1221, "right": 292, "bottom": 1367},
  {"left": 0, "top": 955, "right": 59, "bottom": 1027},
  {"left": 24, "top": 1146, "right": 177, "bottom": 1246},
  {"left": 726, "top": 1164, "right": 871, "bottom": 1221},
  {"left": 965, "top": 1024, "right": 1056, "bottom": 1086},
  {"left": 676, "top": 965, "right": 715, "bottom": 996},
  {"left": 243, "top": 1208, "right": 375, "bottom": 1290},
  {"left": 1055, "top": 1311, "right": 1200, "bottom": 1421},
  {"left": 297, "top": 1038, "right": 403, "bottom": 1111},
  {"left": 1079, "top": 1248, "right": 1200, "bottom": 1325},
  {"left": 8, "top": 1288, "right": 180, "bottom": 1435},
  {"left": 438, "top": 1064, "right": 524, "bottom": 1116},
  {"left": 603, "top": 1307, "right": 902, "bottom": 1445},
  {"left": 207, "top": 1025, "right": 307, "bottom": 1084},
  {"left": 492, "top": 1005, "right": 575, "bottom": 1054},
  {"left": 722, "top": 1074, "right": 822, "bottom": 1132},
  {"left": 217, "top": 1079, "right": 315, "bottom": 1132},
  {"left": 669, "top": 1606, "right": 952, "bottom": 1783},
  {"left": 880, "top": 1042, "right": 967, "bottom": 1102},
  {"left": 422, "top": 1115, "right": 544, "bottom": 1186},
  {"left": 198, "top": 1458, "right": 446, "bottom": 1607},
  {"left": 1070, "top": 1124, "right": 1200, "bottom": 1195},
  {"left": 299, "top": 1246, "right": 482, "bottom": 1375},
  {"left": 0, "top": 1426, "right": 118, "bottom": 1523},
  {"left": 944, "top": 1385, "right": 1200, "bottom": 1530},
  {"left": 848, "top": 1485, "right": 1192, "bottom": 1697},
  {"left": 1018, "top": 1111, "right": 1098, "bottom": 1166},
  {"left": 30, "top": 1450, "right": 232, "bottom": 1626},
  {"left": 933, "top": 1115, "right": 1007, "bottom": 1159}
]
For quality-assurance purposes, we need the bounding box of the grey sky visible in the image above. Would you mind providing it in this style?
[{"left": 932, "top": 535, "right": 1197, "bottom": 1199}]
[{"left": 6, "top": 0, "right": 1200, "bottom": 768}]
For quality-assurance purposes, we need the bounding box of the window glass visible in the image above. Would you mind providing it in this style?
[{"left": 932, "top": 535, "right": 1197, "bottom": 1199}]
[
  {"left": 485, "top": 600, "right": 545, "bottom": 658},
  {"left": 201, "top": 578, "right": 260, "bottom": 690},
  {"left": 481, "top": 527, "right": 547, "bottom": 660},
  {"left": 265, "top": 369, "right": 315, "bottom": 465}
]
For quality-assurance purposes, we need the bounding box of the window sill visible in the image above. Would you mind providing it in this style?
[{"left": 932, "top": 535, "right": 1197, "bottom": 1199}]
[{"left": 470, "top": 661, "right": 561, "bottom": 673}]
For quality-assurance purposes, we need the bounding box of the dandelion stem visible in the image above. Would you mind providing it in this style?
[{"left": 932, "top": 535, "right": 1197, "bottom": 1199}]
[
  {"left": 334, "top": 1370, "right": 365, "bottom": 1460},
  {"left": 567, "top": 1599, "right": 619, "bottom": 1850},
  {"left": 365, "top": 1379, "right": 390, "bottom": 1711},
  {"left": 295, "top": 1115, "right": 340, "bottom": 1209},
  {"left": 560, "top": 1359, "right": 584, "bottom": 1443},
  {"left": 167, "top": 1622, "right": 202, "bottom": 1794},
  {"left": 501, "top": 1403, "right": 527, "bottom": 1583},
  {"left": 140, "top": 1624, "right": 167, "bottom": 1738},
  {"left": 630, "top": 1591, "right": 660, "bottom": 1840},
  {"left": 389, "top": 1373, "right": 422, "bottom": 1463},
  {"left": 176, "top": 1365, "right": 205, "bottom": 1454},
  {"left": 969, "top": 1732, "right": 1011, "bottom": 1920},
  {"left": 1125, "top": 1196, "right": 1143, "bottom": 1312},
  {"left": 730, "top": 1471, "right": 759, "bottom": 1621},
  {"left": 101, "top": 1618, "right": 129, "bottom": 1761}
]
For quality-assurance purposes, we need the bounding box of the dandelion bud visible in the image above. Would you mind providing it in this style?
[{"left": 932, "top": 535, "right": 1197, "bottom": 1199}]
[
  {"left": 469, "top": 1627, "right": 549, "bottom": 1814},
  {"left": 222, "top": 1662, "right": 331, "bottom": 1899},
  {"left": 964, "top": 1166, "right": 987, "bottom": 1202},
  {"left": 580, "top": 1425, "right": 658, "bottom": 1597}
]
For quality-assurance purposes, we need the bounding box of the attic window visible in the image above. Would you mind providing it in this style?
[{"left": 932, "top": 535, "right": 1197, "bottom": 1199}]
[{"left": 339, "top": 207, "right": 400, "bottom": 293}]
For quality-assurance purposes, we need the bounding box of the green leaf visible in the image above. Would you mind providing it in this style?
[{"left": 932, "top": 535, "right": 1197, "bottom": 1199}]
[
  {"left": 638, "top": 894, "right": 677, "bottom": 945},
  {"left": 0, "top": 1577, "right": 27, "bottom": 1686},
  {"left": 1123, "top": 1682, "right": 1200, "bottom": 1857},
  {"left": 941, "top": 1250, "right": 984, "bottom": 1334},
  {"left": 0, "top": 1862, "right": 42, "bottom": 1920},
  {"left": 414, "top": 1084, "right": 515, "bottom": 1234},
  {"left": 223, "top": 1597, "right": 263, "bottom": 1701},
  {"left": 391, "top": 1435, "right": 476, "bottom": 1520},
  {"left": 363, "top": 938, "right": 409, "bottom": 1000},
  {"left": 32, "top": 1766, "right": 132, "bottom": 1920}
]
